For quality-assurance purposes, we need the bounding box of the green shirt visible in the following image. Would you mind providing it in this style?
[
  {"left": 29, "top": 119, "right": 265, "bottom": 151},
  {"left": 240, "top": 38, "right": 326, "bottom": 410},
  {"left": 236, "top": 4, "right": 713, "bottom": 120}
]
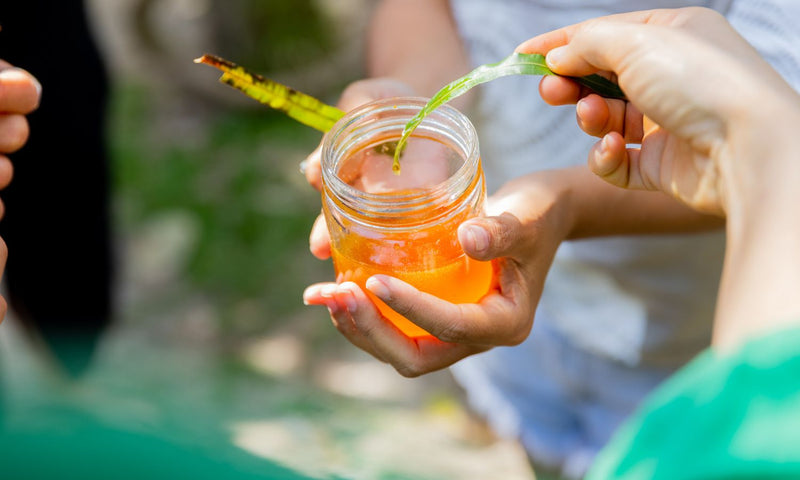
[
  {"left": 588, "top": 327, "right": 800, "bottom": 479},
  {"left": 0, "top": 407, "right": 316, "bottom": 480}
]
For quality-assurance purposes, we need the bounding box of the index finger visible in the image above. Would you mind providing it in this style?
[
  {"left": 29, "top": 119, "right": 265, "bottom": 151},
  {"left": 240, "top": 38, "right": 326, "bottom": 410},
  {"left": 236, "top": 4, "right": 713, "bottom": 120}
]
[
  {"left": 0, "top": 62, "right": 41, "bottom": 114},
  {"left": 514, "top": 9, "right": 673, "bottom": 57},
  {"left": 366, "top": 267, "right": 531, "bottom": 347},
  {"left": 337, "top": 281, "right": 487, "bottom": 377}
]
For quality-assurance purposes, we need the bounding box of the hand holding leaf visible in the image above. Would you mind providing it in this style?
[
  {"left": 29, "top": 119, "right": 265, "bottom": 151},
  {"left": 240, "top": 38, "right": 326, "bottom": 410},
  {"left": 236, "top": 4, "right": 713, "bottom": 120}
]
[
  {"left": 196, "top": 53, "right": 625, "bottom": 175},
  {"left": 391, "top": 53, "right": 626, "bottom": 172}
]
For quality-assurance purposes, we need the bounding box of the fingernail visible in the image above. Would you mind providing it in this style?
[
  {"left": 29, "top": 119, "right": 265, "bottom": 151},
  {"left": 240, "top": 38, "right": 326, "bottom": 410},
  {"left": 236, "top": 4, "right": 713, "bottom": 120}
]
[
  {"left": 2, "top": 68, "right": 42, "bottom": 105},
  {"left": 577, "top": 98, "right": 589, "bottom": 118},
  {"left": 31, "top": 76, "right": 42, "bottom": 99},
  {"left": 546, "top": 47, "right": 566, "bottom": 70},
  {"left": 321, "top": 284, "right": 337, "bottom": 298},
  {"left": 598, "top": 134, "right": 610, "bottom": 156},
  {"left": 340, "top": 285, "right": 358, "bottom": 313},
  {"left": 302, "top": 286, "right": 316, "bottom": 305},
  {"left": 299, "top": 159, "right": 309, "bottom": 175},
  {"left": 366, "top": 276, "right": 391, "bottom": 301},
  {"left": 463, "top": 224, "right": 489, "bottom": 253}
]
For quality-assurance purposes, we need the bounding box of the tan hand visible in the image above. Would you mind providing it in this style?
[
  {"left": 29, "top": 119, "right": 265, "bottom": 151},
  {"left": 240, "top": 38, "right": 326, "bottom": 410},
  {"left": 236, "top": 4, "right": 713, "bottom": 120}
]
[
  {"left": 303, "top": 171, "right": 571, "bottom": 376},
  {"left": 0, "top": 60, "right": 41, "bottom": 324},
  {"left": 0, "top": 61, "right": 41, "bottom": 192}
]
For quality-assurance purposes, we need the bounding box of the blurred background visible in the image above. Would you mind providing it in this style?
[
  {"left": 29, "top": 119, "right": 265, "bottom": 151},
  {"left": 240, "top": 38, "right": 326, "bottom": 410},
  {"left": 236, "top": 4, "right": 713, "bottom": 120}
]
[{"left": 0, "top": 1, "right": 534, "bottom": 478}]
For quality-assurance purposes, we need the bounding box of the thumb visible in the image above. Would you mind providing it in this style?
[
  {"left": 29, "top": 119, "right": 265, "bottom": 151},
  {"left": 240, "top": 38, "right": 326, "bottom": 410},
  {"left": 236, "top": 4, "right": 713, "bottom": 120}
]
[
  {"left": 458, "top": 213, "right": 524, "bottom": 261},
  {"left": 337, "top": 78, "right": 416, "bottom": 111}
]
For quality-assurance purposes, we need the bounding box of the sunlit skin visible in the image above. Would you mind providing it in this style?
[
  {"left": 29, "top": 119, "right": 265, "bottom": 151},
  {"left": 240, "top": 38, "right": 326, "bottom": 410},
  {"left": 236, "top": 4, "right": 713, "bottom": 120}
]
[
  {"left": 304, "top": 168, "right": 565, "bottom": 376},
  {"left": 517, "top": 7, "right": 797, "bottom": 217},
  {"left": 518, "top": 7, "right": 800, "bottom": 350},
  {"left": 331, "top": 239, "right": 494, "bottom": 338},
  {"left": 319, "top": 121, "right": 495, "bottom": 339},
  {"left": 0, "top": 60, "right": 42, "bottom": 325},
  {"left": 300, "top": 2, "right": 732, "bottom": 377}
]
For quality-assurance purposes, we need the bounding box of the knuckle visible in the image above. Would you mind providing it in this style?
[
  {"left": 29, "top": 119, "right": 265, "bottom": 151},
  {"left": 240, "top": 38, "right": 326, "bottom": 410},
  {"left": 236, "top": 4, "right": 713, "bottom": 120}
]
[
  {"left": 489, "top": 224, "right": 515, "bottom": 256},
  {"left": 502, "top": 310, "right": 534, "bottom": 346},
  {"left": 331, "top": 315, "right": 353, "bottom": 336},
  {"left": 434, "top": 320, "right": 469, "bottom": 344},
  {"left": 355, "top": 316, "right": 383, "bottom": 342},
  {"left": 387, "top": 300, "right": 417, "bottom": 321},
  {"left": 505, "top": 328, "right": 529, "bottom": 347},
  {"left": 394, "top": 360, "right": 425, "bottom": 378},
  {"left": 687, "top": 6, "right": 721, "bottom": 21}
]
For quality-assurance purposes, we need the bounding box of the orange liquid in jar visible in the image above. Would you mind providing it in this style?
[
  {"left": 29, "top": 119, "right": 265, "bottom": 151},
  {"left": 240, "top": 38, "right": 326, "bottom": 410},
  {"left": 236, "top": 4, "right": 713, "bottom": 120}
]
[
  {"left": 322, "top": 100, "right": 492, "bottom": 338},
  {"left": 332, "top": 244, "right": 494, "bottom": 338},
  {"left": 328, "top": 177, "right": 494, "bottom": 337}
]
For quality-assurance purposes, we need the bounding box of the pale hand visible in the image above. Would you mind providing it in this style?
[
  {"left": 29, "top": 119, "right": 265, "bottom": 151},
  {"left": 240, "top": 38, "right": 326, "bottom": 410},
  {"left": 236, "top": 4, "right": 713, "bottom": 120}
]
[{"left": 518, "top": 7, "right": 797, "bottom": 216}]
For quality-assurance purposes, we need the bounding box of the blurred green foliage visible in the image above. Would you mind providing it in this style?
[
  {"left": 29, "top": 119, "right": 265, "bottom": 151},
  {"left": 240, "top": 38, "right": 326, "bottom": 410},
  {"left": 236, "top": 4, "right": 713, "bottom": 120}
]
[
  {"left": 212, "top": 0, "right": 337, "bottom": 75},
  {"left": 110, "top": 85, "right": 332, "bottom": 332}
]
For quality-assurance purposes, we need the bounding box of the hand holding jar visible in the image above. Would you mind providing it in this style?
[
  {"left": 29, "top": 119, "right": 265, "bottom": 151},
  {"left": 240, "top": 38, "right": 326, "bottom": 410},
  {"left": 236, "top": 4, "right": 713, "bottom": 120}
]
[
  {"left": 299, "top": 78, "right": 715, "bottom": 376},
  {"left": 302, "top": 83, "right": 561, "bottom": 376}
]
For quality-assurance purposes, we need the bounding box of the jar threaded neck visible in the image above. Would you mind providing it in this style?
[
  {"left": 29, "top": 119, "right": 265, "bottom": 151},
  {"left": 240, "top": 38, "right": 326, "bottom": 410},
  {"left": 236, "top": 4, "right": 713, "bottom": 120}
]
[{"left": 321, "top": 98, "right": 480, "bottom": 228}]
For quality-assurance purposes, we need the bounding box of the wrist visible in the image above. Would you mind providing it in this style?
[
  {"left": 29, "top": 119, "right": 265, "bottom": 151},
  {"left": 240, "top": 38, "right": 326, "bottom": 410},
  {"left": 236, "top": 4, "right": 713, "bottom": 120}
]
[
  {"left": 723, "top": 103, "right": 800, "bottom": 226},
  {"left": 487, "top": 169, "right": 577, "bottom": 248},
  {"left": 544, "top": 169, "right": 581, "bottom": 242},
  {"left": 555, "top": 166, "right": 724, "bottom": 238},
  {"left": 714, "top": 105, "right": 800, "bottom": 350}
]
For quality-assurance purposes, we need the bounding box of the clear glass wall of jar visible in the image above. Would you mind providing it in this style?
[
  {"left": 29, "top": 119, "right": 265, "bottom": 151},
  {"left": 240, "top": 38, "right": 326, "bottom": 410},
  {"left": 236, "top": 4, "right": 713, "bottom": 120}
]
[{"left": 321, "top": 98, "right": 493, "bottom": 338}]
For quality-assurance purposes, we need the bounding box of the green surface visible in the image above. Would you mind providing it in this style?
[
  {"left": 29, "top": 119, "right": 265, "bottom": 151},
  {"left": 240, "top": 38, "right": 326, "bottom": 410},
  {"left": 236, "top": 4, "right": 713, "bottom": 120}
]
[
  {"left": 110, "top": 85, "right": 329, "bottom": 331},
  {"left": 588, "top": 327, "right": 800, "bottom": 480},
  {"left": 0, "top": 81, "right": 533, "bottom": 480}
]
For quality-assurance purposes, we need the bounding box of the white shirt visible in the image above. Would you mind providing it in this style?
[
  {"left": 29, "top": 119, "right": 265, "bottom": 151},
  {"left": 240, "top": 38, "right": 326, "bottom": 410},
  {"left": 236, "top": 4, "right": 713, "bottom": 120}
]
[
  {"left": 446, "top": 1, "right": 800, "bottom": 473},
  {"left": 450, "top": 0, "right": 800, "bottom": 367}
]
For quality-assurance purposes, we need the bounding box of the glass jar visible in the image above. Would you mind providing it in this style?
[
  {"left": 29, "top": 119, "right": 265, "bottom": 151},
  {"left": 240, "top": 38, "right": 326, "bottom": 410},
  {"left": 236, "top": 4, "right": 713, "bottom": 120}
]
[{"left": 320, "top": 97, "right": 493, "bottom": 338}]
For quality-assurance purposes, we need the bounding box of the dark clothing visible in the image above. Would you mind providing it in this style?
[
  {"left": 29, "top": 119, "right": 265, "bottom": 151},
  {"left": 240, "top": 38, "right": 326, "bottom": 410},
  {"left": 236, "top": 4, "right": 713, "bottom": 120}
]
[{"left": 0, "top": 0, "right": 114, "bottom": 376}]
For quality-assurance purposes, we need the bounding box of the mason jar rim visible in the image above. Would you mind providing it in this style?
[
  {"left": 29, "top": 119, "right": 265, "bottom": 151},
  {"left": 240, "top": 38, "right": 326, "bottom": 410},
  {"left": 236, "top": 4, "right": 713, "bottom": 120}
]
[{"left": 320, "top": 97, "right": 480, "bottom": 222}]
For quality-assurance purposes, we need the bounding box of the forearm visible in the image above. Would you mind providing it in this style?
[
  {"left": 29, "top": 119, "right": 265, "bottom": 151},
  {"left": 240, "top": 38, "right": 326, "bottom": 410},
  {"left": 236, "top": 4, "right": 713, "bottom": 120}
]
[
  {"left": 716, "top": 215, "right": 800, "bottom": 350},
  {"left": 546, "top": 167, "right": 724, "bottom": 240},
  {"left": 714, "top": 114, "right": 800, "bottom": 350},
  {"left": 367, "top": 0, "right": 470, "bottom": 99}
]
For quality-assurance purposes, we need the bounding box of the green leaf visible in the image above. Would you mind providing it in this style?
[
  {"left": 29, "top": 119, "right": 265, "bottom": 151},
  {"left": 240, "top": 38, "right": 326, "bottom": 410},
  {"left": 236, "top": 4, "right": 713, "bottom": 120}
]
[
  {"left": 195, "top": 53, "right": 625, "bottom": 176},
  {"left": 392, "top": 52, "right": 626, "bottom": 172},
  {"left": 194, "top": 54, "right": 345, "bottom": 132}
]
